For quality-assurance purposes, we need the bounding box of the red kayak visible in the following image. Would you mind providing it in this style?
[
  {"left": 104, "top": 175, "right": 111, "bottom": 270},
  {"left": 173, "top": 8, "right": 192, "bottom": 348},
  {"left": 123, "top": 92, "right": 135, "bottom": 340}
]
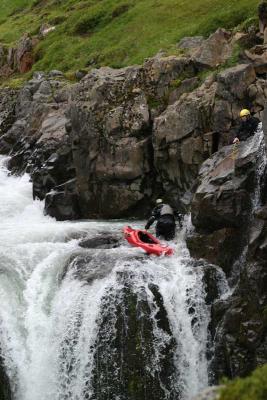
[{"left": 123, "top": 226, "right": 174, "bottom": 256}]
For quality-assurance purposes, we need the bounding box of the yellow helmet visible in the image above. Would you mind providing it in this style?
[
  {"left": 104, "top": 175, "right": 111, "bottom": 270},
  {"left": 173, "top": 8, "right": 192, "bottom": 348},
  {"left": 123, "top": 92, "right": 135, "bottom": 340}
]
[{"left": 240, "top": 109, "right": 250, "bottom": 118}]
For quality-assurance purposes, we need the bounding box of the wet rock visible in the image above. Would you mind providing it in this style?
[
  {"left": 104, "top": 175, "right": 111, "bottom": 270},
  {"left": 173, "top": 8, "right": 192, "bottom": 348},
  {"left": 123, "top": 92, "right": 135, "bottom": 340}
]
[
  {"left": 44, "top": 179, "right": 80, "bottom": 221},
  {"left": 79, "top": 234, "right": 121, "bottom": 249},
  {"left": 1, "top": 73, "right": 74, "bottom": 206},
  {"left": 0, "top": 88, "right": 17, "bottom": 140},
  {"left": 90, "top": 278, "right": 178, "bottom": 400},
  {"left": 212, "top": 288, "right": 266, "bottom": 379},
  {"left": 210, "top": 200, "right": 267, "bottom": 380},
  {"left": 187, "top": 228, "right": 241, "bottom": 275},
  {"left": 201, "top": 263, "right": 222, "bottom": 305},
  {"left": 0, "top": 358, "right": 11, "bottom": 400}
]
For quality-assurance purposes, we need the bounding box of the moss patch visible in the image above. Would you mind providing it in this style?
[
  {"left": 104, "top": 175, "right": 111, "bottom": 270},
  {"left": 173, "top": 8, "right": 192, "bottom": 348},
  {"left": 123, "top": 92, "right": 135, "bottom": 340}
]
[{"left": 220, "top": 364, "right": 267, "bottom": 400}]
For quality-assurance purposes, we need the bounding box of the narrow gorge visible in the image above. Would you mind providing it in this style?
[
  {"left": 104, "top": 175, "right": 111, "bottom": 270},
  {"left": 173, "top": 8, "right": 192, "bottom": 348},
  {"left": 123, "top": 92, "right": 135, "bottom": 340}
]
[{"left": 0, "top": 23, "right": 267, "bottom": 400}]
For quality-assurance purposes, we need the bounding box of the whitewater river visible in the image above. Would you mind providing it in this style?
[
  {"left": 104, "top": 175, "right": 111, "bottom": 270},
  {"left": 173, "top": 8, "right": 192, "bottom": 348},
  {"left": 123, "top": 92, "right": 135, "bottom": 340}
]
[{"left": 0, "top": 155, "right": 211, "bottom": 400}]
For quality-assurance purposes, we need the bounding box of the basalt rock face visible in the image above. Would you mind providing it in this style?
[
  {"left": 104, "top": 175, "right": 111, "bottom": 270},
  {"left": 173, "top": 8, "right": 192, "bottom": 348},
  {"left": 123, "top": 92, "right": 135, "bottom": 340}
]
[
  {"left": 0, "top": 71, "right": 81, "bottom": 220},
  {"left": 68, "top": 66, "right": 153, "bottom": 218},
  {"left": 0, "top": 88, "right": 18, "bottom": 141},
  {"left": 187, "top": 122, "right": 267, "bottom": 380},
  {"left": 2, "top": 44, "right": 267, "bottom": 219},
  {"left": 153, "top": 63, "right": 260, "bottom": 210},
  {"left": 210, "top": 205, "right": 267, "bottom": 380},
  {"left": 67, "top": 56, "right": 200, "bottom": 218}
]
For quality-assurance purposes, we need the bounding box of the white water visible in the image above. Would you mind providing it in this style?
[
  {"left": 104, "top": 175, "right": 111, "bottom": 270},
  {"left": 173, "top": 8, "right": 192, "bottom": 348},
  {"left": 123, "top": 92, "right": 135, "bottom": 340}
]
[{"left": 0, "top": 156, "right": 211, "bottom": 400}]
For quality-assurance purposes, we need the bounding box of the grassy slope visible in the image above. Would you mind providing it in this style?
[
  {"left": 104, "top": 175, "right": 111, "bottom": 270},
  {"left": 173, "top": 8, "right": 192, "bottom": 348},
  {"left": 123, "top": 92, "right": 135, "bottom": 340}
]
[
  {"left": 220, "top": 364, "right": 267, "bottom": 400},
  {"left": 0, "top": 0, "right": 260, "bottom": 73}
]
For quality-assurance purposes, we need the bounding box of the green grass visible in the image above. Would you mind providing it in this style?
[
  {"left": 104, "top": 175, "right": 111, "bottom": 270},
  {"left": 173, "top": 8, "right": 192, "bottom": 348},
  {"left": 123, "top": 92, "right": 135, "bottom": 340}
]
[
  {"left": 220, "top": 364, "right": 267, "bottom": 400},
  {"left": 0, "top": 0, "right": 260, "bottom": 73}
]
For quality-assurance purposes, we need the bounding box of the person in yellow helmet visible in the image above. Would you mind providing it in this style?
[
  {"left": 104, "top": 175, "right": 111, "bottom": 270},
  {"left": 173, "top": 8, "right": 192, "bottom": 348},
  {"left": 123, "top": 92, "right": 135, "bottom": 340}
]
[{"left": 232, "top": 109, "right": 260, "bottom": 144}]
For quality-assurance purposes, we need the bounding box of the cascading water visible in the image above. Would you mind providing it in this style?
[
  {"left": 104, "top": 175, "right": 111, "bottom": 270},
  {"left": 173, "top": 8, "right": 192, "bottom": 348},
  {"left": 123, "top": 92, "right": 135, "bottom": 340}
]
[
  {"left": 0, "top": 155, "right": 211, "bottom": 400},
  {"left": 228, "top": 123, "right": 267, "bottom": 287}
]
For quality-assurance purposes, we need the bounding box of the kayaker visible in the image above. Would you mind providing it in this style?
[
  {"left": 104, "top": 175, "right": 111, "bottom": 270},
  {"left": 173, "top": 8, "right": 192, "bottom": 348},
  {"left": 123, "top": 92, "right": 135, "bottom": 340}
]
[
  {"left": 145, "top": 199, "right": 176, "bottom": 241},
  {"left": 232, "top": 109, "right": 260, "bottom": 144}
]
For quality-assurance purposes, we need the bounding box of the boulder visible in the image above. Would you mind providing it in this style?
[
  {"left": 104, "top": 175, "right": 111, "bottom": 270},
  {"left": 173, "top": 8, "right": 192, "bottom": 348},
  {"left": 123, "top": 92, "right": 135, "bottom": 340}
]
[
  {"left": 44, "top": 182, "right": 81, "bottom": 221},
  {"left": 191, "top": 131, "right": 263, "bottom": 232},
  {"left": 192, "top": 29, "right": 233, "bottom": 68},
  {"left": 177, "top": 36, "right": 205, "bottom": 52},
  {"left": 168, "top": 77, "right": 199, "bottom": 104},
  {"left": 244, "top": 44, "right": 267, "bottom": 64},
  {"left": 142, "top": 54, "right": 198, "bottom": 99},
  {"left": 216, "top": 64, "right": 256, "bottom": 100},
  {"left": 79, "top": 234, "right": 121, "bottom": 249}
]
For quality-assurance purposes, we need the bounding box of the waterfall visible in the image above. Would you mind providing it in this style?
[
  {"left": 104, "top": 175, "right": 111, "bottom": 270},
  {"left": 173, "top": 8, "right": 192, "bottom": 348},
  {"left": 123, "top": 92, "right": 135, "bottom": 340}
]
[{"left": 0, "top": 156, "right": 210, "bottom": 400}]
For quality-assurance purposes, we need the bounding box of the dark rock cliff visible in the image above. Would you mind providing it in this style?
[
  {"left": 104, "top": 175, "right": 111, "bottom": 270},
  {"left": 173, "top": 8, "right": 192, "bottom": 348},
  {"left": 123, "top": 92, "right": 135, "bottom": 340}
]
[
  {"left": 1, "top": 29, "right": 266, "bottom": 221},
  {"left": 187, "top": 118, "right": 267, "bottom": 381},
  {"left": 0, "top": 27, "right": 267, "bottom": 393}
]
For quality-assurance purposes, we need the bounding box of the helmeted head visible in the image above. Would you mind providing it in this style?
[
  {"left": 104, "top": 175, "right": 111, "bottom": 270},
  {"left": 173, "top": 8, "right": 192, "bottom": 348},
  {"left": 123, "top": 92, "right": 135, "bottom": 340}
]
[
  {"left": 240, "top": 109, "right": 251, "bottom": 118},
  {"left": 156, "top": 198, "right": 163, "bottom": 205}
]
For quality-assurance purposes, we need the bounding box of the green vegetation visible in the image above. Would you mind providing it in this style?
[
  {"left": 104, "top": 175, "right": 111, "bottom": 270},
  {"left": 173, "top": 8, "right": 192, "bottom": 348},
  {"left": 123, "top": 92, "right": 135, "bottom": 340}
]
[
  {"left": 0, "top": 0, "right": 261, "bottom": 73},
  {"left": 220, "top": 364, "right": 267, "bottom": 400}
]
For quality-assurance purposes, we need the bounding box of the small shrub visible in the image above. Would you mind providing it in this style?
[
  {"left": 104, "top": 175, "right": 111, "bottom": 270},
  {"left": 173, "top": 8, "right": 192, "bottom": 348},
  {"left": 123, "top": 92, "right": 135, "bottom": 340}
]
[
  {"left": 73, "top": 11, "right": 106, "bottom": 35},
  {"left": 170, "top": 79, "right": 182, "bottom": 88},
  {"left": 112, "top": 3, "right": 131, "bottom": 18},
  {"left": 237, "top": 16, "right": 258, "bottom": 33},
  {"left": 48, "top": 15, "right": 67, "bottom": 25},
  {"left": 31, "top": 0, "right": 44, "bottom": 8},
  {"left": 220, "top": 364, "right": 267, "bottom": 400}
]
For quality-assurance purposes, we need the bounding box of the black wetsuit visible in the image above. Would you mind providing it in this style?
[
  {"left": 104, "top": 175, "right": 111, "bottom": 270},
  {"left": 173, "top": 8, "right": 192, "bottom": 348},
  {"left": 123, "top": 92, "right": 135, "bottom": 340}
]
[
  {"left": 236, "top": 116, "right": 260, "bottom": 142},
  {"left": 145, "top": 203, "right": 176, "bottom": 241}
]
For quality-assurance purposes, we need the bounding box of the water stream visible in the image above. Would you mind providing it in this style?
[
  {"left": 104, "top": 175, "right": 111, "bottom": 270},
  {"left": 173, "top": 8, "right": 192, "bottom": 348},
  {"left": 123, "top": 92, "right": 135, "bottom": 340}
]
[{"left": 0, "top": 155, "right": 211, "bottom": 400}]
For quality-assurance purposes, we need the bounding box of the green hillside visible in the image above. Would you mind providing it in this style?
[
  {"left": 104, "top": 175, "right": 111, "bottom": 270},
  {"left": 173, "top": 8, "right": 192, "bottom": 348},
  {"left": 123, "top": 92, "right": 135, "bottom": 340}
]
[
  {"left": 220, "top": 364, "right": 267, "bottom": 400},
  {"left": 0, "top": 0, "right": 260, "bottom": 73}
]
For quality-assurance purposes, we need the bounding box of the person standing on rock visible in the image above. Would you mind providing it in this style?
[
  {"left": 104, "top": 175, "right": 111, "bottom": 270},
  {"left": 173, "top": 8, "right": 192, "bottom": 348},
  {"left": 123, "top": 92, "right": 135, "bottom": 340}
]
[
  {"left": 145, "top": 199, "right": 178, "bottom": 241},
  {"left": 232, "top": 109, "right": 260, "bottom": 144},
  {"left": 258, "top": 1, "right": 267, "bottom": 44}
]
